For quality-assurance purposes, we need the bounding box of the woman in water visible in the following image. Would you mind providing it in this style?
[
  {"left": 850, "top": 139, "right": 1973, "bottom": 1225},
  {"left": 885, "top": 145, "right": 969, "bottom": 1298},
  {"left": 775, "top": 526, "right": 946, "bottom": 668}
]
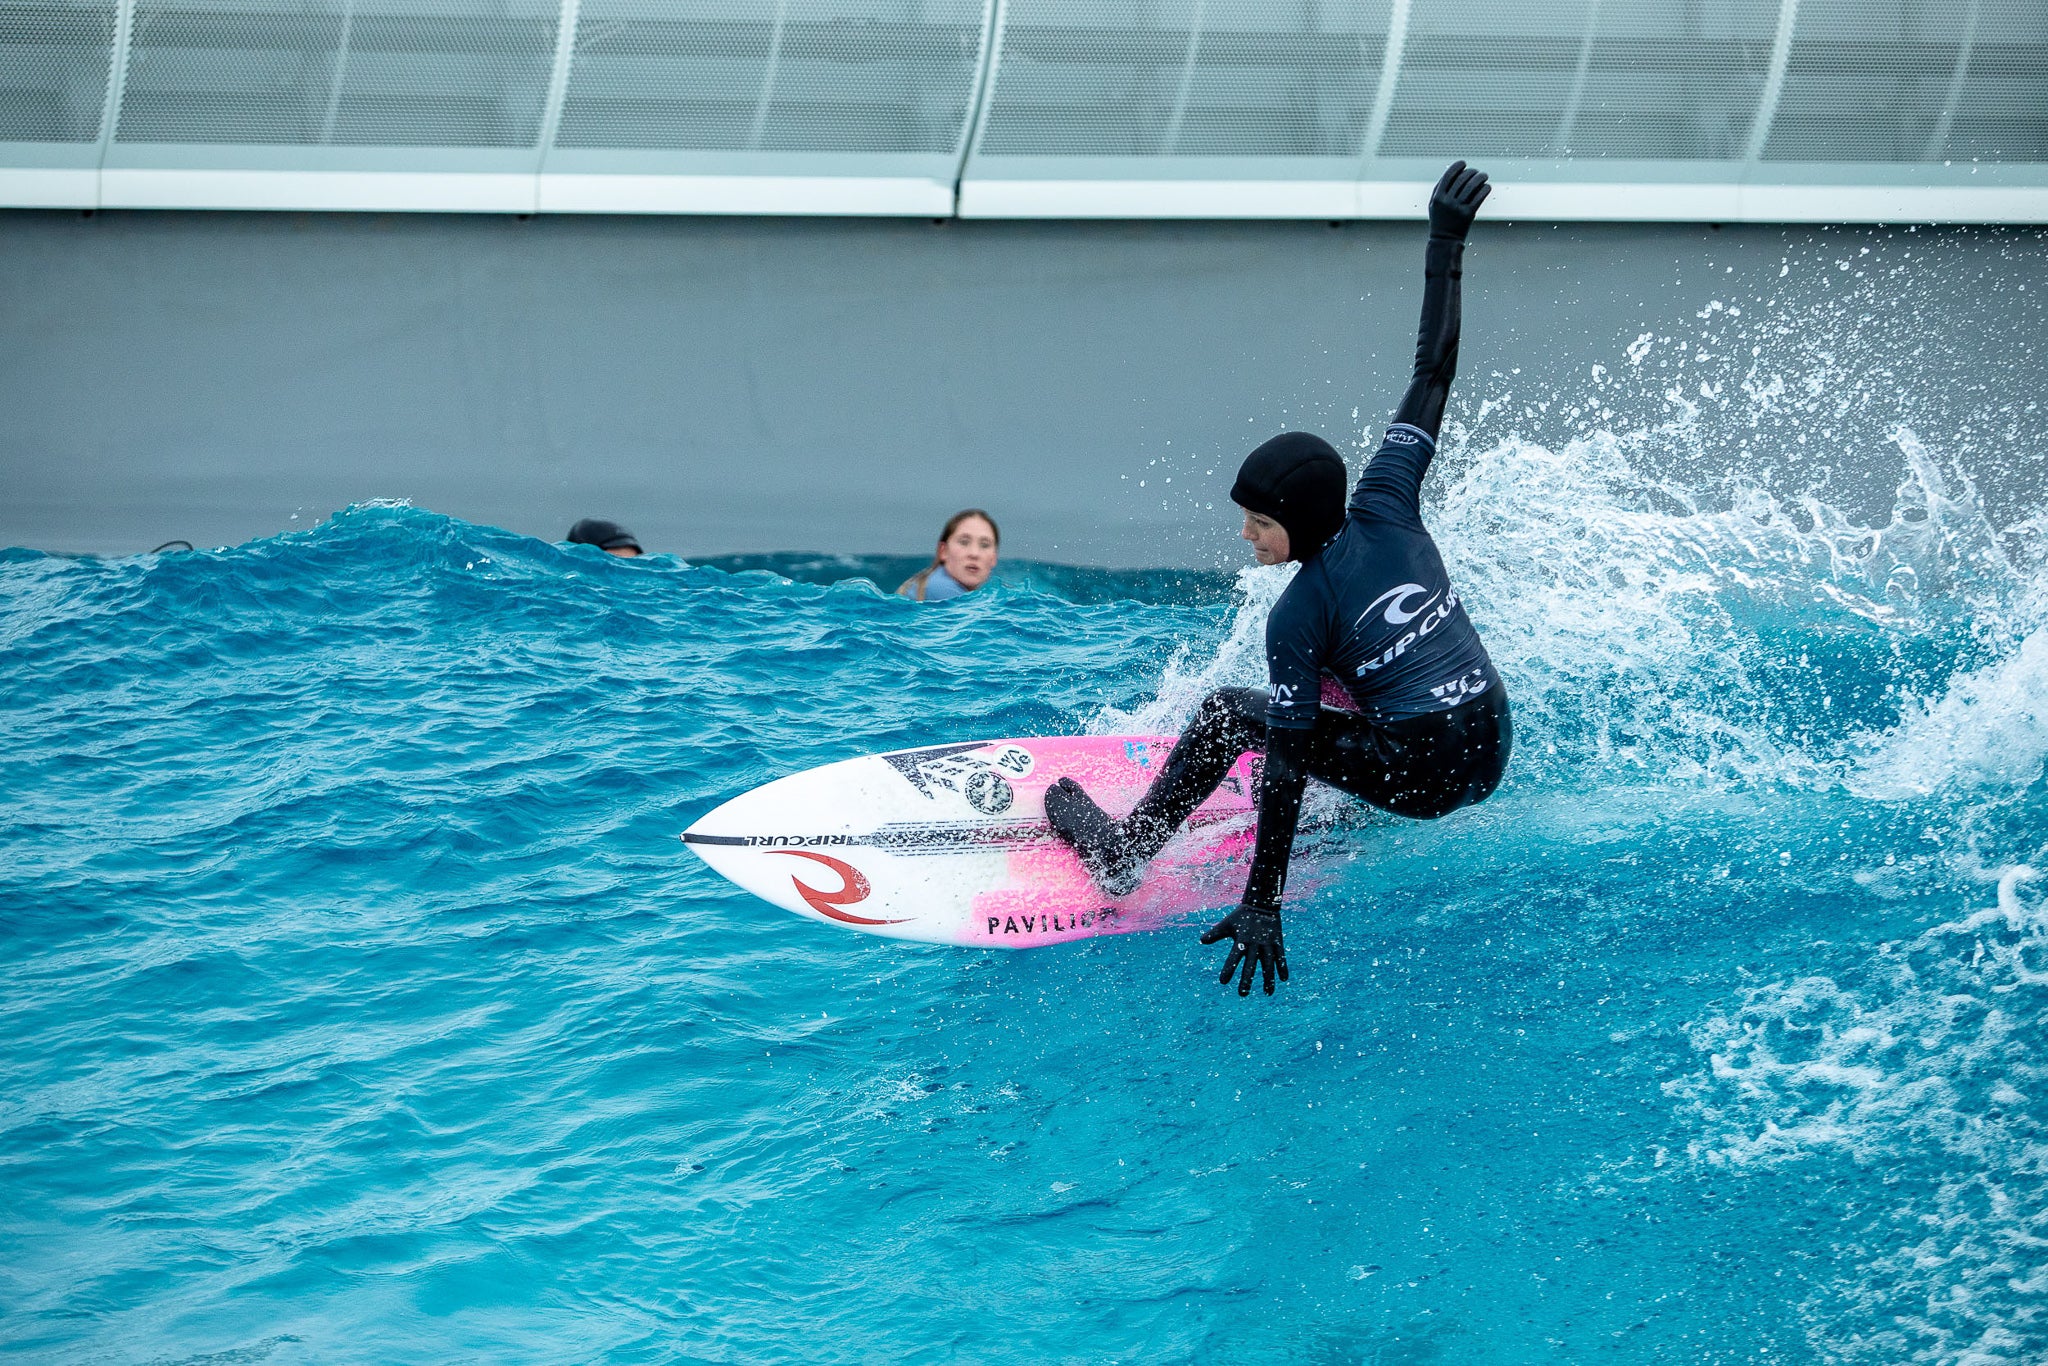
[
  {"left": 897, "top": 509, "right": 999, "bottom": 602},
  {"left": 1046, "top": 162, "right": 1510, "bottom": 998}
]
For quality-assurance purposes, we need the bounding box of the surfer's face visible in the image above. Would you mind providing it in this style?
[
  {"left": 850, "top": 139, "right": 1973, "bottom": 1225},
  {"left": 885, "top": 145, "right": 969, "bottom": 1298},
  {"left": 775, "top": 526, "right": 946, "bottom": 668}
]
[
  {"left": 1241, "top": 509, "right": 1290, "bottom": 566},
  {"left": 937, "top": 516, "right": 998, "bottom": 589}
]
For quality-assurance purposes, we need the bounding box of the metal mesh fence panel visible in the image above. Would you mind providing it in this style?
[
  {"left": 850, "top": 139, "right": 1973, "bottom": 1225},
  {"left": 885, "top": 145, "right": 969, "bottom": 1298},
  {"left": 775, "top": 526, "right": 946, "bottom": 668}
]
[
  {"left": 1929, "top": 0, "right": 2048, "bottom": 162},
  {"left": 977, "top": 0, "right": 1393, "bottom": 157},
  {"left": 1760, "top": 0, "right": 2041, "bottom": 162},
  {"left": 1380, "top": 0, "right": 1786, "bottom": 160},
  {"left": 114, "top": 0, "right": 559, "bottom": 146},
  {"left": 0, "top": 0, "right": 116, "bottom": 140},
  {"left": 556, "top": 0, "right": 986, "bottom": 153},
  {"left": 1376, "top": 0, "right": 1598, "bottom": 159}
]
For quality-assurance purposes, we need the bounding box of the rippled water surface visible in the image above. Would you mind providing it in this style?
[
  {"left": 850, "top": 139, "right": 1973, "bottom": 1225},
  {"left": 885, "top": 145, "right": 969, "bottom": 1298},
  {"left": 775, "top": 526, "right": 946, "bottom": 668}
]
[{"left": 8, "top": 293, "right": 2048, "bottom": 1362}]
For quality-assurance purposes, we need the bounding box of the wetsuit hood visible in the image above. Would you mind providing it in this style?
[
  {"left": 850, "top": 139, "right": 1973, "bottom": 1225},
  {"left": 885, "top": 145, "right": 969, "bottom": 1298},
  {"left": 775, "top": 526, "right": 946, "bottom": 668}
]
[
  {"left": 567, "top": 518, "right": 642, "bottom": 554},
  {"left": 1230, "top": 433, "right": 1347, "bottom": 561}
]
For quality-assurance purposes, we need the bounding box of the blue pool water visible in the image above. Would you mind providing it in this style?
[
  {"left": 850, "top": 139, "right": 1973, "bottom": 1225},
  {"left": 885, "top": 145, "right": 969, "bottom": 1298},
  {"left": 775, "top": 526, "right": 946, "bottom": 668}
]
[{"left": 7, "top": 315, "right": 2048, "bottom": 1359}]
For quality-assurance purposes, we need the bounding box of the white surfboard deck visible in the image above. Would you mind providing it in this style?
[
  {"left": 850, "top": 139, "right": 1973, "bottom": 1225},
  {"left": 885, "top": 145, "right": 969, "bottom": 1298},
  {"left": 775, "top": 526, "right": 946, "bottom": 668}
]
[{"left": 682, "top": 735, "right": 1260, "bottom": 947}]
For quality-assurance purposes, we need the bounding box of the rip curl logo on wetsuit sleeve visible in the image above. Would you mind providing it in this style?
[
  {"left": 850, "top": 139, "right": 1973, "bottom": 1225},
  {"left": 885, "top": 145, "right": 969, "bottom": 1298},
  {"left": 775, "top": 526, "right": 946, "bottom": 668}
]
[
  {"left": 1357, "top": 583, "right": 1437, "bottom": 629},
  {"left": 1358, "top": 591, "right": 1461, "bottom": 674},
  {"left": 1269, "top": 682, "right": 1302, "bottom": 712},
  {"left": 1383, "top": 427, "right": 1421, "bottom": 446}
]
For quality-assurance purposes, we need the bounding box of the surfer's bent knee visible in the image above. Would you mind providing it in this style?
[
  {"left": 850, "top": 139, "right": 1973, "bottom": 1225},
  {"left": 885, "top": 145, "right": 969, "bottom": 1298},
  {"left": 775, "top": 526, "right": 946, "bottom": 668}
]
[{"left": 1188, "top": 687, "right": 1268, "bottom": 745}]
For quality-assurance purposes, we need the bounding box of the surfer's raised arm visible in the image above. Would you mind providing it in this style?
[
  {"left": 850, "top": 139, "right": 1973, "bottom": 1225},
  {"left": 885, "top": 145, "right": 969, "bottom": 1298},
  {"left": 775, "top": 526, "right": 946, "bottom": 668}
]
[{"left": 1349, "top": 162, "right": 1491, "bottom": 530}]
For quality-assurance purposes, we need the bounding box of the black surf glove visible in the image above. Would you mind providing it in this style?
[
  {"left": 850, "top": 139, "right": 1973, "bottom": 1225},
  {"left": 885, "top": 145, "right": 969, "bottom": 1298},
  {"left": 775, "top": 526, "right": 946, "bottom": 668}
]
[
  {"left": 1427, "top": 160, "right": 1491, "bottom": 241},
  {"left": 1201, "top": 901, "right": 1289, "bottom": 997}
]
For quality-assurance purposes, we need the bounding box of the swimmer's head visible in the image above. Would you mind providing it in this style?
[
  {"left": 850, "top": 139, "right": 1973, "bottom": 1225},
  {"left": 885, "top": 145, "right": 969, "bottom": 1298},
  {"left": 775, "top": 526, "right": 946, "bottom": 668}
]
[
  {"left": 1230, "top": 433, "right": 1345, "bottom": 563},
  {"left": 567, "top": 518, "right": 642, "bottom": 557},
  {"left": 936, "top": 509, "right": 999, "bottom": 590}
]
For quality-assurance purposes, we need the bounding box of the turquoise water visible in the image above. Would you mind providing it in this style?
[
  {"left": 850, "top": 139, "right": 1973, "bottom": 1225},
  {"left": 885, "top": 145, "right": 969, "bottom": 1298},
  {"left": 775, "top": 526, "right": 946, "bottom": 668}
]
[{"left": 6, "top": 411, "right": 2048, "bottom": 1362}]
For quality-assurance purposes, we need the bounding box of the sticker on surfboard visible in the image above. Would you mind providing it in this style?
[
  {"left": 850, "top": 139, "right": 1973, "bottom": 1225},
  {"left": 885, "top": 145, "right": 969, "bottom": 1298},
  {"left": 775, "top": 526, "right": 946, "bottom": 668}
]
[{"left": 681, "top": 735, "right": 1259, "bottom": 947}]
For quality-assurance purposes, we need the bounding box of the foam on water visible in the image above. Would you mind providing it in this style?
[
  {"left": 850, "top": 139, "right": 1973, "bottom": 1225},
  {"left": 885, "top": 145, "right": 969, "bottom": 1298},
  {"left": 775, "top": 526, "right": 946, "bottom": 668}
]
[
  {"left": 5, "top": 234, "right": 2047, "bottom": 1363},
  {"left": 1854, "top": 623, "right": 2048, "bottom": 802},
  {"left": 1669, "top": 862, "right": 2048, "bottom": 1366}
]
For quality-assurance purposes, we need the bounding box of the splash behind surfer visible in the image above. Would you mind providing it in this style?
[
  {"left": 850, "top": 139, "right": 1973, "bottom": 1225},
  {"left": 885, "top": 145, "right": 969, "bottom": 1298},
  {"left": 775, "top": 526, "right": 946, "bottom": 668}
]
[{"left": 1046, "top": 161, "right": 1512, "bottom": 997}]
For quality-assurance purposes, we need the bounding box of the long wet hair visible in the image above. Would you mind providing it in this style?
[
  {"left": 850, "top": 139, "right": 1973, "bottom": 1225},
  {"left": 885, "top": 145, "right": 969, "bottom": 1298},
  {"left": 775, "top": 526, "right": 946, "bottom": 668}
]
[{"left": 899, "top": 508, "right": 1000, "bottom": 600}]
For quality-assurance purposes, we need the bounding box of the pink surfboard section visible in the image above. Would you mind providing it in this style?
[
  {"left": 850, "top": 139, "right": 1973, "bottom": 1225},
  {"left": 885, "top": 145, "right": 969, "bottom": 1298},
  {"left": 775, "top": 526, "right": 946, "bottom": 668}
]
[
  {"left": 968, "top": 735, "right": 1260, "bottom": 947},
  {"left": 682, "top": 734, "right": 1261, "bottom": 948}
]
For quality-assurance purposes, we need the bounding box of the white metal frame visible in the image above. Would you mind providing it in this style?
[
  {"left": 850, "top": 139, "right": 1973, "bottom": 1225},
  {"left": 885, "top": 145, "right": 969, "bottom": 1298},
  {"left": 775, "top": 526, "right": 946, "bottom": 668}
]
[{"left": 1, "top": 0, "right": 2042, "bottom": 223}]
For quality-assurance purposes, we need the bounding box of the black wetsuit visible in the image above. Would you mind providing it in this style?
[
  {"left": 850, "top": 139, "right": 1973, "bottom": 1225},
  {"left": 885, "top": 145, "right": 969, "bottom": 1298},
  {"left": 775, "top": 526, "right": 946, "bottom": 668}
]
[
  {"left": 1110, "top": 420, "right": 1512, "bottom": 909},
  {"left": 1048, "top": 180, "right": 1511, "bottom": 922}
]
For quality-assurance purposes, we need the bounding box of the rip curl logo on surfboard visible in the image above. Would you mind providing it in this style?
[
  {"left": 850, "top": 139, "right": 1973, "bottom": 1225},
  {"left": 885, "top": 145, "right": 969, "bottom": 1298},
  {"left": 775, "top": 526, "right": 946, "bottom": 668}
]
[{"left": 769, "top": 850, "right": 904, "bottom": 925}]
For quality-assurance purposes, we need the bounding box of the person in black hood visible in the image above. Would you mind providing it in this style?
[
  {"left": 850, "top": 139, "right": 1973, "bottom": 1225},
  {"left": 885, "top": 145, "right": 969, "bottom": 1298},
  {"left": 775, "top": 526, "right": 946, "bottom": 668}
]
[
  {"left": 567, "top": 518, "right": 643, "bottom": 557},
  {"left": 1045, "top": 161, "right": 1511, "bottom": 998}
]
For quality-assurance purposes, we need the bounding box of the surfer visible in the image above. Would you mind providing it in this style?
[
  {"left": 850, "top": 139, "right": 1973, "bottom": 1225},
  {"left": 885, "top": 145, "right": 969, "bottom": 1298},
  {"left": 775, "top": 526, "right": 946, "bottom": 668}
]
[
  {"left": 1046, "top": 161, "right": 1511, "bottom": 997},
  {"left": 898, "top": 509, "right": 1000, "bottom": 602}
]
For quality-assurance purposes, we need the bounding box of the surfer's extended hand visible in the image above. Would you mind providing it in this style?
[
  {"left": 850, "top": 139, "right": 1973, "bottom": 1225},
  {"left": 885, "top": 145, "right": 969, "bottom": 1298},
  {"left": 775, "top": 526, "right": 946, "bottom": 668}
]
[
  {"left": 1201, "top": 902, "right": 1289, "bottom": 997},
  {"left": 1427, "top": 160, "right": 1490, "bottom": 240}
]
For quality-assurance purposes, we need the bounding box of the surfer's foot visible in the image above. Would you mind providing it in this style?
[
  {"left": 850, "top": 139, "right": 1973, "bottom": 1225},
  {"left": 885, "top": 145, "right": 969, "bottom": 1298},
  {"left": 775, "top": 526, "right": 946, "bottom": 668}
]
[{"left": 1044, "top": 777, "right": 1145, "bottom": 897}]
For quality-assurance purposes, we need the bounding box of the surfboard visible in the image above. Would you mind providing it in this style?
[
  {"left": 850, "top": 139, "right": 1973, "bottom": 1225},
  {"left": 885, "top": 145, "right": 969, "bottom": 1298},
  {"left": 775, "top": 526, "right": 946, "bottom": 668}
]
[{"left": 682, "top": 735, "right": 1260, "bottom": 947}]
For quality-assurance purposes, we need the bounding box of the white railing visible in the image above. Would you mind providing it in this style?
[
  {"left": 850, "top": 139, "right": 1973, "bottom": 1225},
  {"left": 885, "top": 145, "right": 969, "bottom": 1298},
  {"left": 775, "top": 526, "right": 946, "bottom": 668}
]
[{"left": 1, "top": 0, "right": 2042, "bottom": 219}]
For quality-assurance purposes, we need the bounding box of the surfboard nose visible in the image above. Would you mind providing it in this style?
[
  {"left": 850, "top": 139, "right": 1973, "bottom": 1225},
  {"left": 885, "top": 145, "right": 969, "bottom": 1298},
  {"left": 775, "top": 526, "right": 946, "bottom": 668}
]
[{"left": 680, "top": 784, "right": 752, "bottom": 845}]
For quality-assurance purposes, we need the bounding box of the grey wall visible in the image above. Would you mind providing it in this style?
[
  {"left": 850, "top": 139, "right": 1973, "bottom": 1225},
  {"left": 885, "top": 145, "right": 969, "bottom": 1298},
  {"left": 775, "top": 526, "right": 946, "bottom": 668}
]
[{"left": 3, "top": 210, "right": 2043, "bottom": 566}]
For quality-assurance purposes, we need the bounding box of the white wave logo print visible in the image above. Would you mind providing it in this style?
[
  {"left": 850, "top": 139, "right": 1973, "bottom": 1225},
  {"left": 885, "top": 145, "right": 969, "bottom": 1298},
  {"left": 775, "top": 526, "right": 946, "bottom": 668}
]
[
  {"left": 1358, "top": 583, "right": 1436, "bottom": 629},
  {"left": 1356, "top": 584, "right": 1458, "bottom": 675}
]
